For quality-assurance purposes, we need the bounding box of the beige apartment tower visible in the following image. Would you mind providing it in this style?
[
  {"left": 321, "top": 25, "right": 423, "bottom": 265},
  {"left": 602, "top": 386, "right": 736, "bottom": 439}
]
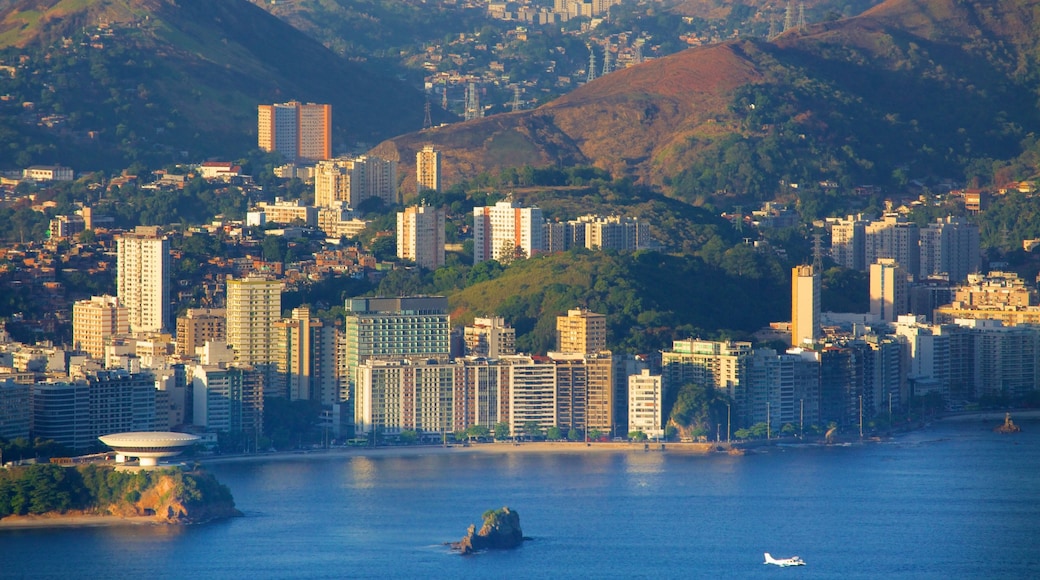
[
  {"left": 416, "top": 145, "right": 441, "bottom": 192},
  {"left": 870, "top": 258, "right": 909, "bottom": 323},
  {"left": 556, "top": 308, "right": 607, "bottom": 355},
  {"left": 73, "top": 295, "right": 129, "bottom": 360},
  {"left": 225, "top": 275, "right": 283, "bottom": 374},
  {"left": 397, "top": 205, "right": 446, "bottom": 270},
  {"left": 791, "top": 264, "right": 820, "bottom": 346},
  {"left": 117, "top": 226, "right": 170, "bottom": 333},
  {"left": 258, "top": 101, "right": 332, "bottom": 163},
  {"left": 175, "top": 308, "right": 227, "bottom": 357}
]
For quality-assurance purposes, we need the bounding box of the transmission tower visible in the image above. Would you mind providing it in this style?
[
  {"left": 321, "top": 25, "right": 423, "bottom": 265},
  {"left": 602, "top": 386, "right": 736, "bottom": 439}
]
[
  {"left": 441, "top": 83, "right": 448, "bottom": 111},
  {"left": 423, "top": 96, "right": 432, "bottom": 130},
  {"left": 812, "top": 232, "right": 824, "bottom": 269},
  {"left": 768, "top": 15, "right": 779, "bottom": 40},
  {"left": 586, "top": 45, "right": 597, "bottom": 83},
  {"left": 511, "top": 84, "right": 522, "bottom": 112},
  {"left": 733, "top": 205, "right": 744, "bottom": 233},
  {"left": 783, "top": 2, "right": 794, "bottom": 33},
  {"left": 464, "top": 82, "right": 482, "bottom": 121},
  {"left": 634, "top": 39, "right": 644, "bottom": 64},
  {"left": 798, "top": 2, "right": 806, "bottom": 31},
  {"left": 602, "top": 44, "right": 613, "bottom": 76}
]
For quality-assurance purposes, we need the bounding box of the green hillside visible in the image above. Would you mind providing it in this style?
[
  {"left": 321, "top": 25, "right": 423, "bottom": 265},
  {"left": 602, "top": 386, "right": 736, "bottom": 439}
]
[
  {"left": 0, "top": 0, "right": 450, "bottom": 170},
  {"left": 447, "top": 249, "right": 789, "bottom": 355}
]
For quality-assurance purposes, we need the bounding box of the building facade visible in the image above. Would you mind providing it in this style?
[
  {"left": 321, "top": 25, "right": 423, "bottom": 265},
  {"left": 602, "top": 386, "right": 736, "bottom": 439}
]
[
  {"left": 791, "top": 264, "right": 820, "bottom": 346},
  {"left": 117, "top": 226, "right": 171, "bottom": 334},
  {"left": 257, "top": 101, "right": 332, "bottom": 163},
  {"left": 397, "top": 205, "right": 446, "bottom": 270},
  {"left": 73, "top": 295, "right": 129, "bottom": 360},
  {"left": 472, "top": 201, "right": 545, "bottom": 264},
  {"left": 416, "top": 145, "right": 441, "bottom": 192}
]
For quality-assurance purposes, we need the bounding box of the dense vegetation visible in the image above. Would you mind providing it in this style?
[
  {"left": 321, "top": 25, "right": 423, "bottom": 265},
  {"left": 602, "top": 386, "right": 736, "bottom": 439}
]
[{"left": 0, "top": 463, "right": 233, "bottom": 519}]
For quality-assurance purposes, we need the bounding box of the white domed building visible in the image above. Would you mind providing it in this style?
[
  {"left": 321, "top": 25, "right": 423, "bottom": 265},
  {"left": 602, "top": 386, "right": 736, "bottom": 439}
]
[{"left": 98, "top": 431, "right": 201, "bottom": 467}]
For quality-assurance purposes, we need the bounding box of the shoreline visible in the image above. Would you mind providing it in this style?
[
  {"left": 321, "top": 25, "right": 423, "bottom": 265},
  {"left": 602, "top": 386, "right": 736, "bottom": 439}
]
[{"left": 0, "top": 513, "right": 163, "bottom": 531}]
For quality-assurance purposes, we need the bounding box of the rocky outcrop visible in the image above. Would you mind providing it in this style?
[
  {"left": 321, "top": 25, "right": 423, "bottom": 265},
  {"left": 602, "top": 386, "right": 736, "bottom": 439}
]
[
  {"left": 452, "top": 507, "right": 524, "bottom": 555},
  {"left": 995, "top": 413, "right": 1022, "bottom": 434}
]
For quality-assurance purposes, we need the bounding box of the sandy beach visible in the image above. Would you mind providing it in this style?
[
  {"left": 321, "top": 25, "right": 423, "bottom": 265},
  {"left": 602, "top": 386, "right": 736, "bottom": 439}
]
[
  {"left": 198, "top": 440, "right": 720, "bottom": 465},
  {"left": 0, "top": 513, "right": 162, "bottom": 531},
  {"left": 936, "top": 409, "right": 1040, "bottom": 422}
]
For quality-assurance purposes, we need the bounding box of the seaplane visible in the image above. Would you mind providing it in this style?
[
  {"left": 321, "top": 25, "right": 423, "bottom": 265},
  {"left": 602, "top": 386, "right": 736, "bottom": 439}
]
[{"left": 764, "top": 553, "right": 806, "bottom": 567}]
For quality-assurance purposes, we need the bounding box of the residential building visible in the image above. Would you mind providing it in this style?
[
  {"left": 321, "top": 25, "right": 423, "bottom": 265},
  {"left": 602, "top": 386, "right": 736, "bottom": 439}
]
[
  {"left": 864, "top": 215, "right": 920, "bottom": 280},
  {"left": 829, "top": 214, "right": 868, "bottom": 270},
  {"left": 661, "top": 339, "right": 752, "bottom": 423},
  {"left": 273, "top": 307, "right": 337, "bottom": 402},
  {"left": 343, "top": 297, "right": 452, "bottom": 412},
  {"left": 556, "top": 308, "right": 607, "bottom": 355},
  {"left": 225, "top": 275, "right": 283, "bottom": 386},
  {"left": 397, "top": 205, "right": 446, "bottom": 270},
  {"left": 745, "top": 348, "right": 820, "bottom": 431},
  {"left": 791, "top": 264, "right": 820, "bottom": 346},
  {"left": 627, "top": 369, "right": 664, "bottom": 438},
  {"left": 117, "top": 226, "right": 171, "bottom": 333},
  {"left": 416, "top": 144, "right": 441, "bottom": 192},
  {"left": 250, "top": 198, "right": 318, "bottom": 227},
  {"left": 175, "top": 308, "right": 226, "bottom": 357},
  {"left": 472, "top": 201, "right": 545, "bottom": 264},
  {"left": 192, "top": 364, "right": 264, "bottom": 436},
  {"left": 22, "top": 165, "right": 73, "bottom": 182},
  {"left": 0, "top": 378, "right": 30, "bottom": 440},
  {"left": 72, "top": 295, "right": 129, "bottom": 360},
  {"left": 257, "top": 101, "right": 332, "bottom": 163},
  {"left": 934, "top": 271, "right": 1040, "bottom": 325},
  {"left": 314, "top": 156, "right": 398, "bottom": 208},
  {"left": 32, "top": 370, "right": 158, "bottom": 451},
  {"left": 505, "top": 356, "right": 557, "bottom": 437},
  {"left": 919, "top": 216, "right": 980, "bottom": 282},
  {"left": 464, "top": 317, "right": 516, "bottom": 358},
  {"left": 870, "top": 258, "right": 909, "bottom": 323},
  {"left": 317, "top": 204, "right": 370, "bottom": 240}
]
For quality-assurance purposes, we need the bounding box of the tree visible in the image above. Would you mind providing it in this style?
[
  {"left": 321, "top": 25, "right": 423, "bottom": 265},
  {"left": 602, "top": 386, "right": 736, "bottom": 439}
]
[
  {"left": 668, "top": 382, "right": 730, "bottom": 441},
  {"left": 466, "top": 425, "right": 490, "bottom": 440},
  {"left": 493, "top": 422, "right": 510, "bottom": 440},
  {"left": 628, "top": 430, "right": 648, "bottom": 441},
  {"left": 546, "top": 426, "right": 562, "bottom": 441},
  {"left": 398, "top": 430, "right": 418, "bottom": 445},
  {"left": 588, "top": 429, "right": 604, "bottom": 441},
  {"left": 567, "top": 428, "right": 582, "bottom": 441},
  {"left": 522, "top": 421, "right": 543, "bottom": 440}
]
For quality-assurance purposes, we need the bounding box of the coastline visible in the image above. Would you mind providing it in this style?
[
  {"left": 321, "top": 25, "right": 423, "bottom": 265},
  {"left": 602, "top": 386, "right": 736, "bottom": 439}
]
[
  {"left": 0, "top": 513, "right": 162, "bottom": 531},
  {"left": 198, "top": 440, "right": 719, "bottom": 466}
]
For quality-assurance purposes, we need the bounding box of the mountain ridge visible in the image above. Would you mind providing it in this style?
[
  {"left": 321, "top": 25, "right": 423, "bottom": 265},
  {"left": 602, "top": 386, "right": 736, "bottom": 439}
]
[{"left": 376, "top": 0, "right": 1040, "bottom": 203}]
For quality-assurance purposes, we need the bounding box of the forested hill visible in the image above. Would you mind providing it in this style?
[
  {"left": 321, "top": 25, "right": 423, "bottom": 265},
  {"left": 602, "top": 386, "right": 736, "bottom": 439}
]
[
  {"left": 375, "top": 0, "right": 1040, "bottom": 203},
  {"left": 0, "top": 0, "right": 449, "bottom": 170}
]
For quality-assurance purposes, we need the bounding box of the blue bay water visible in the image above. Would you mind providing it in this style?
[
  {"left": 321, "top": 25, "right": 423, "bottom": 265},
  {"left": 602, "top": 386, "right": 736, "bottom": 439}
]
[{"left": 1, "top": 418, "right": 1038, "bottom": 579}]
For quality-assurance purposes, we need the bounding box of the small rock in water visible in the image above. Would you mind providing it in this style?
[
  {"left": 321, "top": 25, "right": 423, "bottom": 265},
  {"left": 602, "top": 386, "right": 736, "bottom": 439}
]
[{"left": 451, "top": 506, "right": 524, "bottom": 555}]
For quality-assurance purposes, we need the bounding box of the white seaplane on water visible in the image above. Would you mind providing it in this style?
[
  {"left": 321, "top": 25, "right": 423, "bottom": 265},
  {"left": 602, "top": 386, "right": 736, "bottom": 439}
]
[{"left": 764, "top": 553, "right": 806, "bottom": 567}]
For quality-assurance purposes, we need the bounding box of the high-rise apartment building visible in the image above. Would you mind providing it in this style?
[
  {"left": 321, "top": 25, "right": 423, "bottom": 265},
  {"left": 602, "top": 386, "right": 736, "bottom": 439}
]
[
  {"left": 865, "top": 215, "right": 920, "bottom": 280},
  {"left": 416, "top": 145, "right": 441, "bottom": 192},
  {"left": 343, "top": 297, "right": 452, "bottom": 415},
  {"left": 791, "top": 264, "right": 820, "bottom": 346},
  {"left": 225, "top": 275, "right": 283, "bottom": 383},
  {"left": 32, "top": 370, "right": 158, "bottom": 451},
  {"left": 272, "top": 307, "right": 338, "bottom": 402},
  {"left": 870, "top": 258, "right": 909, "bottom": 323},
  {"left": 556, "top": 308, "right": 607, "bottom": 354},
  {"left": 117, "top": 226, "right": 170, "bottom": 333},
  {"left": 175, "top": 308, "right": 226, "bottom": 357},
  {"left": 0, "top": 378, "right": 30, "bottom": 441},
  {"left": 628, "top": 369, "right": 664, "bottom": 438},
  {"left": 472, "top": 201, "right": 545, "bottom": 264},
  {"left": 73, "top": 295, "right": 129, "bottom": 360},
  {"left": 192, "top": 364, "right": 264, "bottom": 435},
  {"left": 829, "top": 214, "right": 868, "bottom": 270},
  {"left": 397, "top": 205, "right": 446, "bottom": 270},
  {"left": 257, "top": 101, "right": 332, "bottom": 163},
  {"left": 919, "top": 216, "right": 980, "bottom": 283},
  {"left": 464, "top": 317, "right": 516, "bottom": 358},
  {"left": 662, "top": 339, "right": 752, "bottom": 421},
  {"left": 314, "top": 156, "right": 398, "bottom": 208}
]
